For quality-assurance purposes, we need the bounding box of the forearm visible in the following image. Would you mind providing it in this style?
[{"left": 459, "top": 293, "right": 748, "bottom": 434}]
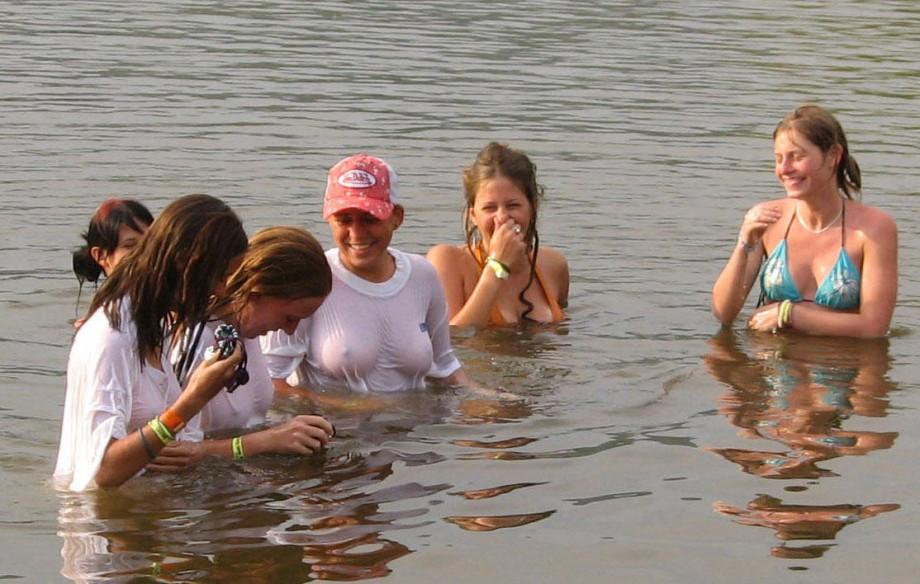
[
  {"left": 95, "top": 427, "right": 163, "bottom": 488},
  {"left": 712, "top": 243, "right": 761, "bottom": 324},
  {"left": 449, "top": 269, "right": 504, "bottom": 327},
  {"left": 787, "top": 302, "right": 891, "bottom": 338}
]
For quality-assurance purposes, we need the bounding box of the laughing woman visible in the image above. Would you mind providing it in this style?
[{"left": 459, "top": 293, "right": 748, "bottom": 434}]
[
  {"left": 712, "top": 104, "right": 898, "bottom": 338},
  {"left": 262, "top": 154, "right": 470, "bottom": 396},
  {"left": 427, "top": 142, "right": 568, "bottom": 327}
]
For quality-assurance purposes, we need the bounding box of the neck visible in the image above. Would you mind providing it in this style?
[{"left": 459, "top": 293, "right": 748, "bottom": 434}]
[
  {"left": 795, "top": 197, "right": 844, "bottom": 233},
  {"left": 343, "top": 251, "right": 396, "bottom": 283}
]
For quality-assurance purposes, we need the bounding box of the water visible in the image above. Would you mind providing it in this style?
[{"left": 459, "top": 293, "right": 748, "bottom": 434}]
[{"left": 2, "top": 1, "right": 919, "bottom": 581}]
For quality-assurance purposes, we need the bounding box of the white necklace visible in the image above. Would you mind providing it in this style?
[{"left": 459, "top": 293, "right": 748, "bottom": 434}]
[{"left": 796, "top": 201, "right": 843, "bottom": 234}]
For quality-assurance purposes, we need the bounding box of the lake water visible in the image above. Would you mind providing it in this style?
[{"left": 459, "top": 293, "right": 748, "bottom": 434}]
[{"left": 2, "top": 1, "right": 919, "bottom": 582}]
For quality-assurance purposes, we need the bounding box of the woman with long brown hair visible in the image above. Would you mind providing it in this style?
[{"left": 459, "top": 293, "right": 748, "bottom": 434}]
[
  {"left": 712, "top": 104, "right": 897, "bottom": 337},
  {"left": 55, "top": 194, "right": 248, "bottom": 491},
  {"left": 427, "top": 142, "right": 569, "bottom": 327}
]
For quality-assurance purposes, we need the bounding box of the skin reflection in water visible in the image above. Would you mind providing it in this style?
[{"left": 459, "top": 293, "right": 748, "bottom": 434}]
[
  {"left": 704, "top": 329, "right": 900, "bottom": 557},
  {"left": 714, "top": 495, "right": 899, "bottom": 559},
  {"left": 444, "top": 510, "right": 556, "bottom": 532}
]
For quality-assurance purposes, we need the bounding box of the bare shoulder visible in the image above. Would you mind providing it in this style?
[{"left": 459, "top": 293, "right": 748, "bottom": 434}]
[
  {"left": 538, "top": 246, "right": 569, "bottom": 275},
  {"left": 849, "top": 200, "right": 897, "bottom": 238},
  {"left": 426, "top": 243, "right": 466, "bottom": 266}
]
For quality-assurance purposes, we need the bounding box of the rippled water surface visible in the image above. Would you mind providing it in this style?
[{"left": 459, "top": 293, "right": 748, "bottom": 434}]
[{"left": 2, "top": 1, "right": 919, "bottom": 582}]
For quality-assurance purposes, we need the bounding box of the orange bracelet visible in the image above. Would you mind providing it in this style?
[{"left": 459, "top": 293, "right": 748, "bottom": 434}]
[{"left": 160, "top": 408, "right": 186, "bottom": 435}]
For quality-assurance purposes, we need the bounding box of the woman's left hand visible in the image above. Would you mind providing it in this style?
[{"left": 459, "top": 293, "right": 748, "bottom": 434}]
[
  {"left": 748, "top": 303, "right": 781, "bottom": 333},
  {"left": 146, "top": 440, "right": 206, "bottom": 473}
]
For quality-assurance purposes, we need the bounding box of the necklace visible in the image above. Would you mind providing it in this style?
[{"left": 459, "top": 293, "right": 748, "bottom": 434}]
[{"left": 795, "top": 201, "right": 843, "bottom": 234}]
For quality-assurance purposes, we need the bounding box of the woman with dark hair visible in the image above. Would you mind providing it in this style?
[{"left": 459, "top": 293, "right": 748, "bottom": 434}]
[
  {"left": 72, "top": 198, "right": 154, "bottom": 286},
  {"left": 427, "top": 142, "right": 569, "bottom": 326},
  {"left": 163, "top": 226, "right": 335, "bottom": 468},
  {"left": 55, "top": 194, "right": 248, "bottom": 491},
  {"left": 712, "top": 104, "right": 898, "bottom": 337}
]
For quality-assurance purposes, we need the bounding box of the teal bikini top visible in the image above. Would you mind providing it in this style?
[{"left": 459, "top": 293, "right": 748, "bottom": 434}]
[{"left": 759, "top": 202, "right": 861, "bottom": 310}]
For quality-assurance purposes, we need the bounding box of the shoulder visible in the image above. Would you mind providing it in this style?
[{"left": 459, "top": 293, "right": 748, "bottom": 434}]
[
  {"left": 426, "top": 243, "right": 467, "bottom": 266},
  {"left": 538, "top": 246, "right": 569, "bottom": 279},
  {"left": 849, "top": 200, "right": 897, "bottom": 235}
]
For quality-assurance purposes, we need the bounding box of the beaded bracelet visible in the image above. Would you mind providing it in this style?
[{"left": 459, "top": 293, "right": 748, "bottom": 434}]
[
  {"left": 485, "top": 256, "right": 510, "bottom": 280},
  {"left": 737, "top": 237, "right": 756, "bottom": 254},
  {"left": 231, "top": 436, "right": 246, "bottom": 460}
]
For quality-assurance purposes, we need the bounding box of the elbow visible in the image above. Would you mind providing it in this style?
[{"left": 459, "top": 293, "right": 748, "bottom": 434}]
[
  {"left": 93, "top": 470, "right": 125, "bottom": 490},
  {"left": 711, "top": 302, "right": 738, "bottom": 326}
]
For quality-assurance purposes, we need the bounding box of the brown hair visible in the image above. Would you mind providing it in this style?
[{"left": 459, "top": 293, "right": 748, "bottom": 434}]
[
  {"left": 89, "top": 194, "right": 247, "bottom": 364},
  {"left": 219, "top": 226, "right": 332, "bottom": 316},
  {"left": 773, "top": 104, "right": 862, "bottom": 200},
  {"left": 462, "top": 142, "right": 545, "bottom": 320}
]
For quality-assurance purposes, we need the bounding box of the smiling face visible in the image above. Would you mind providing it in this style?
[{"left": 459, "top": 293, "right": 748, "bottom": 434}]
[
  {"left": 236, "top": 294, "right": 326, "bottom": 338},
  {"left": 774, "top": 129, "right": 841, "bottom": 200},
  {"left": 328, "top": 206, "right": 404, "bottom": 282},
  {"left": 469, "top": 175, "right": 533, "bottom": 249}
]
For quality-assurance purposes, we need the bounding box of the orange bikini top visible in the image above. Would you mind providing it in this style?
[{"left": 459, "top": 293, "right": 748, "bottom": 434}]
[{"left": 473, "top": 246, "right": 565, "bottom": 325}]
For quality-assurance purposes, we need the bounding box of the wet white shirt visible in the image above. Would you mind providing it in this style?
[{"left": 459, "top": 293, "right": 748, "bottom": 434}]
[
  {"left": 172, "top": 319, "right": 274, "bottom": 434},
  {"left": 261, "top": 248, "right": 461, "bottom": 393},
  {"left": 53, "top": 300, "right": 202, "bottom": 492}
]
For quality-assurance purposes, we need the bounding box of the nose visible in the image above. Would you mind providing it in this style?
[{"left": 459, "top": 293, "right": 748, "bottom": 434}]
[{"left": 776, "top": 157, "right": 792, "bottom": 175}]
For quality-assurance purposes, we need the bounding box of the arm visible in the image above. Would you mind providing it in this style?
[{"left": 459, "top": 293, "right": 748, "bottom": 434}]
[
  {"left": 427, "top": 244, "right": 502, "bottom": 327},
  {"left": 94, "top": 345, "right": 243, "bottom": 488},
  {"left": 712, "top": 203, "right": 782, "bottom": 324}
]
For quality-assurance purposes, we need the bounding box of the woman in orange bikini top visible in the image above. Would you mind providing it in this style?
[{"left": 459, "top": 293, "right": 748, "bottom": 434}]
[{"left": 427, "top": 142, "right": 569, "bottom": 327}]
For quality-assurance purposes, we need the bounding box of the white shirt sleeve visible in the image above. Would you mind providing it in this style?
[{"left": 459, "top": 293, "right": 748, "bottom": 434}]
[
  {"left": 54, "top": 311, "right": 138, "bottom": 492},
  {"left": 260, "top": 319, "right": 310, "bottom": 380},
  {"left": 420, "top": 259, "right": 462, "bottom": 379}
]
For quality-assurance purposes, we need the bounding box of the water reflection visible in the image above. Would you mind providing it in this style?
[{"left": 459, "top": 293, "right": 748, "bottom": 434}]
[
  {"left": 704, "top": 329, "right": 900, "bottom": 557},
  {"left": 57, "top": 388, "right": 537, "bottom": 582}
]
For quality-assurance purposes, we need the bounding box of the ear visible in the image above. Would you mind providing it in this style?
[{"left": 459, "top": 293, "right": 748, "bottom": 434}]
[
  {"left": 89, "top": 246, "right": 112, "bottom": 274},
  {"left": 390, "top": 205, "right": 405, "bottom": 229}
]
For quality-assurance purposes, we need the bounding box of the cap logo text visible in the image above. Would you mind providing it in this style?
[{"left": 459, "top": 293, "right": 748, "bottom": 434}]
[{"left": 338, "top": 169, "right": 377, "bottom": 189}]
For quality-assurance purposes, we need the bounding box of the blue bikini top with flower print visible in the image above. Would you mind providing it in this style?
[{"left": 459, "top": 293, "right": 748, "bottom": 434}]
[{"left": 759, "top": 201, "right": 861, "bottom": 310}]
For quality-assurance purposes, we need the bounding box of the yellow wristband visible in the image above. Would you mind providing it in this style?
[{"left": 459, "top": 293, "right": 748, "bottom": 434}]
[
  {"left": 231, "top": 436, "right": 245, "bottom": 460},
  {"left": 485, "top": 256, "right": 510, "bottom": 280},
  {"left": 148, "top": 417, "right": 175, "bottom": 445}
]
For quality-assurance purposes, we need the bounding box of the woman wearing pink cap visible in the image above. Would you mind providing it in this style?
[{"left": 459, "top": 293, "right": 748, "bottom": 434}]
[{"left": 261, "top": 154, "right": 470, "bottom": 396}]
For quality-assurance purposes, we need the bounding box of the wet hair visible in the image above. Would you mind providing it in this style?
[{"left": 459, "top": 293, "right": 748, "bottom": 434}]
[
  {"left": 773, "top": 104, "right": 862, "bottom": 200},
  {"left": 219, "top": 226, "right": 333, "bottom": 316},
  {"left": 89, "top": 194, "right": 247, "bottom": 365},
  {"left": 462, "top": 142, "right": 544, "bottom": 320},
  {"left": 72, "top": 198, "right": 154, "bottom": 285}
]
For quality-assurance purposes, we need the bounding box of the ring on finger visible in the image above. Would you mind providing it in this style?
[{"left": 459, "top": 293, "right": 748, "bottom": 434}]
[{"left": 513, "top": 224, "right": 522, "bottom": 234}]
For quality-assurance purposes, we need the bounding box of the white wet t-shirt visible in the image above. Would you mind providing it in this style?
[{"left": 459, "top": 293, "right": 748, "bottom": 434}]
[
  {"left": 54, "top": 299, "right": 202, "bottom": 492},
  {"left": 260, "top": 248, "right": 461, "bottom": 393}
]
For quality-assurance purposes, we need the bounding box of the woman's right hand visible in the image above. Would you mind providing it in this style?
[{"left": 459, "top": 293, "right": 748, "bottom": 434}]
[
  {"left": 184, "top": 342, "right": 245, "bottom": 405},
  {"left": 487, "top": 217, "right": 527, "bottom": 268},
  {"left": 739, "top": 203, "right": 782, "bottom": 247}
]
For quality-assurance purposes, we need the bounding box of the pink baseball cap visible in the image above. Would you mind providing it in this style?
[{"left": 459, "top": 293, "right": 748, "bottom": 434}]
[{"left": 322, "top": 153, "right": 400, "bottom": 220}]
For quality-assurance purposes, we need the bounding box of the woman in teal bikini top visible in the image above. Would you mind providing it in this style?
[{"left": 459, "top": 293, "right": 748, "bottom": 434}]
[{"left": 760, "top": 201, "right": 861, "bottom": 310}]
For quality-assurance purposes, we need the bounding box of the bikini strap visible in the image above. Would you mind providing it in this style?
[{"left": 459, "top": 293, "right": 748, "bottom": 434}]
[
  {"left": 782, "top": 204, "right": 796, "bottom": 239},
  {"left": 840, "top": 200, "right": 847, "bottom": 247}
]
